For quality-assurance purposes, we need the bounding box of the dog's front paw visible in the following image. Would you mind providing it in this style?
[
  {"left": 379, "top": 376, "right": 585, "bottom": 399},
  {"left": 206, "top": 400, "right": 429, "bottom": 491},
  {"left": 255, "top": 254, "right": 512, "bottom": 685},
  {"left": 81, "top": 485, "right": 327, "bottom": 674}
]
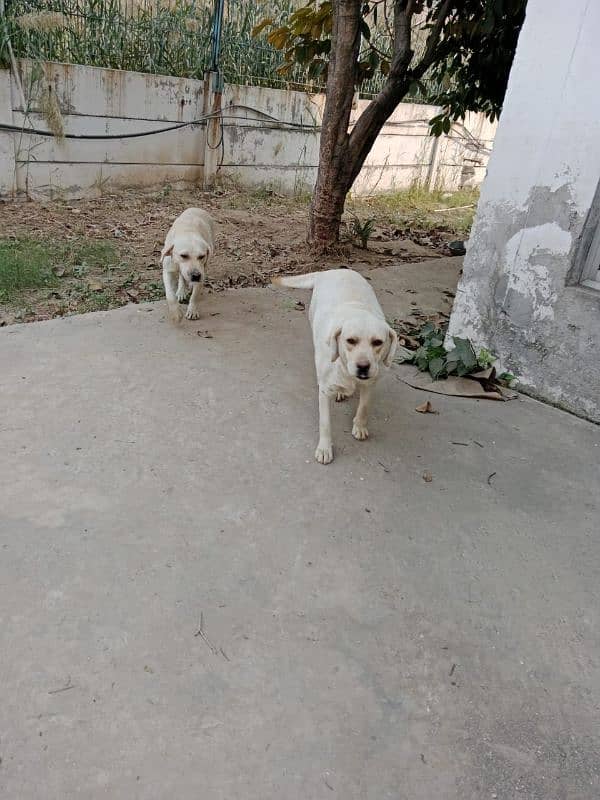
[
  {"left": 315, "top": 441, "right": 334, "bottom": 464},
  {"left": 352, "top": 422, "right": 369, "bottom": 441},
  {"left": 185, "top": 305, "right": 202, "bottom": 321},
  {"left": 176, "top": 287, "right": 189, "bottom": 303},
  {"left": 167, "top": 301, "right": 184, "bottom": 323},
  {"left": 335, "top": 391, "right": 352, "bottom": 403}
]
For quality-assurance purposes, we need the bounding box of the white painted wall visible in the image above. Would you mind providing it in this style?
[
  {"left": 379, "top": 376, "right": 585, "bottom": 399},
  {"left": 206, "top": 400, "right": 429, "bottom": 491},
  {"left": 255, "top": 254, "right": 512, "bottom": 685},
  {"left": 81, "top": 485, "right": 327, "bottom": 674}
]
[
  {"left": 220, "top": 85, "right": 495, "bottom": 195},
  {"left": 5, "top": 61, "right": 206, "bottom": 197},
  {"left": 0, "top": 59, "right": 496, "bottom": 199},
  {"left": 0, "top": 70, "right": 15, "bottom": 195},
  {"left": 448, "top": 0, "right": 600, "bottom": 422}
]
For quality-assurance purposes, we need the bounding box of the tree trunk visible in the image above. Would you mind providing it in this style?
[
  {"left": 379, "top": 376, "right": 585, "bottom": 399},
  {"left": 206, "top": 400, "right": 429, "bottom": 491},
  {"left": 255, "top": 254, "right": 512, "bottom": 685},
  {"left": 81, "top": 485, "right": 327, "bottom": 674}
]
[
  {"left": 307, "top": 0, "right": 452, "bottom": 250},
  {"left": 308, "top": 0, "right": 361, "bottom": 250},
  {"left": 308, "top": 1, "right": 415, "bottom": 250}
]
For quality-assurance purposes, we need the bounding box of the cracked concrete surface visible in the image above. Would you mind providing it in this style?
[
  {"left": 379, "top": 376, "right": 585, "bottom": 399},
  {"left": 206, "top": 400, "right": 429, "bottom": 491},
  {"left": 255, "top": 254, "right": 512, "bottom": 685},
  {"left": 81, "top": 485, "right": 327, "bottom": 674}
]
[{"left": 1, "top": 263, "right": 599, "bottom": 799}]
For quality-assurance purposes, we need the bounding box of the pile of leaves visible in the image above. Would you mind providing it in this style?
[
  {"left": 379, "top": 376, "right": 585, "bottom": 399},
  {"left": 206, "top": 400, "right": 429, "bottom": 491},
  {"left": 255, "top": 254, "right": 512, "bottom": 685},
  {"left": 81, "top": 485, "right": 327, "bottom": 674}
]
[{"left": 395, "top": 320, "right": 514, "bottom": 385}]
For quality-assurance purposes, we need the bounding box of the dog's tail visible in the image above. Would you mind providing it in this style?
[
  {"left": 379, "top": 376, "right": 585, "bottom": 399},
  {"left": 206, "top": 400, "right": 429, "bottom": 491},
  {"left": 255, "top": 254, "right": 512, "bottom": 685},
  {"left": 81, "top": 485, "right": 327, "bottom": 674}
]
[{"left": 272, "top": 273, "right": 318, "bottom": 290}]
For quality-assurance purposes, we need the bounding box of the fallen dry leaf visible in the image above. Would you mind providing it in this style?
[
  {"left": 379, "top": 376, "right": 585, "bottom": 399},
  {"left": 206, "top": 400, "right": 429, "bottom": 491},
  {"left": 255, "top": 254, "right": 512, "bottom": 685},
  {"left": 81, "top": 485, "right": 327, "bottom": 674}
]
[
  {"left": 422, "top": 470, "right": 433, "bottom": 482},
  {"left": 415, "top": 400, "right": 437, "bottom": 414},
  {"left": 88, "top": 281, "right": 104, "bottom": 292}
]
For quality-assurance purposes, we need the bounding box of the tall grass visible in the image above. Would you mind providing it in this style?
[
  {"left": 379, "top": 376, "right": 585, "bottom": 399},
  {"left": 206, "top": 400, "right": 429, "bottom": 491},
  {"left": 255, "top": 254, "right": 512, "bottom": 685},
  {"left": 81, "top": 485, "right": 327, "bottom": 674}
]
[
  {"left": 0, "top": 0, "right": 448, "bottom": 103},
  {"left": 1, "top": 0, "right": 311, "bottom": 87},
  {"left": 349, "top": 186, "right": 480, "bottom": 237}
]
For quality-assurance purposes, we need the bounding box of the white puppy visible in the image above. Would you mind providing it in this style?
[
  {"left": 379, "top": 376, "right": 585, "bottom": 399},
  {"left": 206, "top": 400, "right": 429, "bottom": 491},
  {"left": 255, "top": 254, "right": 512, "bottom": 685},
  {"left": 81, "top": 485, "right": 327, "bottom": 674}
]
[
  {"left": 161, "top": 208, "right": 215, "bottom": 321},
  {"left": 273, "top": 269, "right": 398, "bottom": 464}
]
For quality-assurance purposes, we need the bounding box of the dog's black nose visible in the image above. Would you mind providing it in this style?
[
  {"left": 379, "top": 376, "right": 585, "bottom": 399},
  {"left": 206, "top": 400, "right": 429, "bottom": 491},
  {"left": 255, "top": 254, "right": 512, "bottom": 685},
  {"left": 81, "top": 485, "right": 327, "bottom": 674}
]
[
  {"left": 356, "top": 362, "right": 370, "bottom": 379},
  {"left": 190, "top": 273, "right": 202, "bottom": 283}
]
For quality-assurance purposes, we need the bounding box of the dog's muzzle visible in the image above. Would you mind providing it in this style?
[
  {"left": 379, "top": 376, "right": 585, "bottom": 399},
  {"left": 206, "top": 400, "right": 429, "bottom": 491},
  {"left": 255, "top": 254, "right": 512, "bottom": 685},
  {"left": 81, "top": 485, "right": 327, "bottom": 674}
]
[{"left": 190, "top": 272, "right": 202, "bottom": 283}]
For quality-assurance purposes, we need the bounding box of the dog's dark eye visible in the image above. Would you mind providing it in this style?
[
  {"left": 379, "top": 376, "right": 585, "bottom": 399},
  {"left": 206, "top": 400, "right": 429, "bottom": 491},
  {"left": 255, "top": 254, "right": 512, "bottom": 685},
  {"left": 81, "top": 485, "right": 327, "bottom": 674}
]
[
  {"left": 372, "top": 339, "right": 383, "bottom": 347},
  {"left": 346, "top": 337, "right": 358, "bottom": 346},
  {"left": 180, "top": 253, "right": 189, "bottom": 260}
]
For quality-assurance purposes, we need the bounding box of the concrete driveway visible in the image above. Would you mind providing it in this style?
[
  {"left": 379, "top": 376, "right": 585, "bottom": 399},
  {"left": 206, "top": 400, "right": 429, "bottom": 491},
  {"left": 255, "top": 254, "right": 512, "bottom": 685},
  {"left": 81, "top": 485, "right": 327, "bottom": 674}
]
[{"left": 1, "top": 263, "right": 599, "bottom": 799}]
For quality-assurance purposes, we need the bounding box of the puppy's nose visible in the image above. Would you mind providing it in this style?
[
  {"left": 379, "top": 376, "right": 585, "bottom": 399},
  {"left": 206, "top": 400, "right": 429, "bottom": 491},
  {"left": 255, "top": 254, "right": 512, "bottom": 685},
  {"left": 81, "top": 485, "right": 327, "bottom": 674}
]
[
  {"left": 190, "top": 272, "right": 202, "bottom": 283},
  {"left": 356, "top": 361, "right": 370, "bottom": 378}
]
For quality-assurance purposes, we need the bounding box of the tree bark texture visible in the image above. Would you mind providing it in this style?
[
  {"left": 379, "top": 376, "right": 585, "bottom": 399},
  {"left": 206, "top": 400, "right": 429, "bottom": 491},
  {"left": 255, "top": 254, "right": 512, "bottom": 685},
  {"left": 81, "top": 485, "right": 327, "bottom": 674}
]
[
  {"left": 308, "top": 0, "right": 361, "bottom": 249},
  {"left": 308, "top": 1, "right": 441, "bottom": 250}
]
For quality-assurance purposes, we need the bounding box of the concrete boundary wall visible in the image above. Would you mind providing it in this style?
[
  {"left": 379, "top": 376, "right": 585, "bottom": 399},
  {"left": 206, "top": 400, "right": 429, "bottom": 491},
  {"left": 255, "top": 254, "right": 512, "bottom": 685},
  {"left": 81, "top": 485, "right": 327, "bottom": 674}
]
[{"left": 0, "top": 60, "right": 496, "bottom": 199}]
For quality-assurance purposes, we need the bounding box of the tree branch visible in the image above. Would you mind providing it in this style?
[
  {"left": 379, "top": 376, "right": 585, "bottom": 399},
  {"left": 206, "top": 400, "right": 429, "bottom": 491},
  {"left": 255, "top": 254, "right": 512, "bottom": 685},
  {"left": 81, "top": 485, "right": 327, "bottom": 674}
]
[
  {"left": 410, "top": 0, "right": 453, "bottom": 79},
  {"left": 347, "top": 1, "right": 413, "bottom": 172},
  {"left": 390, "top": 0, "right": 413, "bottom": 77},
  {"left": 346, "top": 0, "right": 453, "bottom": 187}
]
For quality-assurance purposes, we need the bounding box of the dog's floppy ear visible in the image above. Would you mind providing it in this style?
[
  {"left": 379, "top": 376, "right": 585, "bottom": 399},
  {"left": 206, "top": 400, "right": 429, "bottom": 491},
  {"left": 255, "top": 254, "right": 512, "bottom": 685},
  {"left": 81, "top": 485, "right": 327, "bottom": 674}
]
[
  {"left": 329, "top": 327, "right": 342, "bottom": 362},
  {"left": 383, "top": 327, "right": 398, "bottom": 367},
  {"left": 160, "top": 243, "right": 174, "bottom": 263}
]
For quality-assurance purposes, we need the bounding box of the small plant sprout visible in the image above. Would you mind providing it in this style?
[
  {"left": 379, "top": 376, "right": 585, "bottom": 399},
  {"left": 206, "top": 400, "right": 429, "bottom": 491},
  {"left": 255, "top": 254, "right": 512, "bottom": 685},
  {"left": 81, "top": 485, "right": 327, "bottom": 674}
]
[{"left": 350, "top": 216, "right": 376, "bottom": 249}]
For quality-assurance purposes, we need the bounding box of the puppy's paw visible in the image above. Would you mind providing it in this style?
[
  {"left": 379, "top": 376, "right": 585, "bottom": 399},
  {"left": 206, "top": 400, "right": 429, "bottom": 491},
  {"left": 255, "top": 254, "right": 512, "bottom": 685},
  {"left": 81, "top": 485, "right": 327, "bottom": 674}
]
[
  {"left": 176, "top": 287, "right": 189, "bottom": 303},
  {"left": 335, "top": 391, "right": 352, "bottom": 403},
  {"left": 315, "top": 442, "right": 334, "bottom": 464},
  {"left": 167, "top": 301, "right": 183, "bottom": 323},
  {"left": 352, "top": 422, "right": 369, "bottom": 441},
  {"left": 185, "top": 305, "right": 202, "bottom": 321}
]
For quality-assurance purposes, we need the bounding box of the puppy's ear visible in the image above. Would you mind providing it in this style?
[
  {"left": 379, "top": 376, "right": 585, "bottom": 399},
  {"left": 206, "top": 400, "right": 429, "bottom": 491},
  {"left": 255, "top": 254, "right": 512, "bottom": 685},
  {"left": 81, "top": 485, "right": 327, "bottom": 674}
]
[
  {"left": 160, "top": 243, "right": 174, "bottom": 263},
  {"left": 329, "top": 327, "right": 342, "bottom": 362},
  {"left": 383, "top": 327, "right": 398, "bottom": 367}
]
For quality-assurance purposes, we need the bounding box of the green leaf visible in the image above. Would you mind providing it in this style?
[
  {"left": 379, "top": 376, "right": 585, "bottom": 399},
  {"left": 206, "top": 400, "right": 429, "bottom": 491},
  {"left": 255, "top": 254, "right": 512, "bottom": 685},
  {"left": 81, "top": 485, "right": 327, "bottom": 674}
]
[
  {"left": 451, "top": 336, "right": 477, "bottom": 370},
  {"left": 477, "top": 347, "right": 495, "bottom": 368},
  {"left": 418, "top": 322, "right": 437, "bottom": 340},
  {"left": 414, "top": 345, "right": 430, "bottom": 371},
  {"left": 455, "top": 361, "right": 473, "bottom": 377},
  {"left": 428, "top": 357, "right": 446, "bottom": 381},
  {"left": 307, "top": 59, "right": 325, "bottom": 79}
]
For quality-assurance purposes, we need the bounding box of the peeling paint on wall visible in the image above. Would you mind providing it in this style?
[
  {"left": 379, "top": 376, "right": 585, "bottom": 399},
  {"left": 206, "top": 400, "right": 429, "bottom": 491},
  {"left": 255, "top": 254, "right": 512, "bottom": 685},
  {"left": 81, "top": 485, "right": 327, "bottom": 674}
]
[
  {"left": 503, "top": 223, "right": 571, "bottom": 321},
  {"left": 448, "top": 0, "right": 600, "bottom": 423}
]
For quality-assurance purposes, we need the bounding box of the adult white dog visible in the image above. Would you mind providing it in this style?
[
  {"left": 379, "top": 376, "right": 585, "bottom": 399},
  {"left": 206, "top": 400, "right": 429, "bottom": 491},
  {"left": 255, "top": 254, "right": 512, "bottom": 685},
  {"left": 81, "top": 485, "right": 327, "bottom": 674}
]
[
  {"left": 273, "top": 269, "right": 398, "bottom": 464},
  {"left": 161, "top": 208, "right": 215, "bottom": 321}
]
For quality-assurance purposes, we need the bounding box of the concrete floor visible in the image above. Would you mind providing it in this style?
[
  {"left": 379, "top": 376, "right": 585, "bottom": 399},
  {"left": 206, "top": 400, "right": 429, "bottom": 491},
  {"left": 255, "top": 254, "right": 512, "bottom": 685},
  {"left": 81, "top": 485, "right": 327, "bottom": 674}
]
[{"left": 1, "top": 263, "right": 599, "bottom": 799}]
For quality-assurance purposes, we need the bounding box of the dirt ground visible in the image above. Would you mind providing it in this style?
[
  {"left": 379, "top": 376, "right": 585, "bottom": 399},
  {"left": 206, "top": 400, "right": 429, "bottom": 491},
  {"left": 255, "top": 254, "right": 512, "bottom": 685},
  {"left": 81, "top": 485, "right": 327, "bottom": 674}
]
[{"left": 0, "top": 185, "right": 464, "bottom": 325}]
